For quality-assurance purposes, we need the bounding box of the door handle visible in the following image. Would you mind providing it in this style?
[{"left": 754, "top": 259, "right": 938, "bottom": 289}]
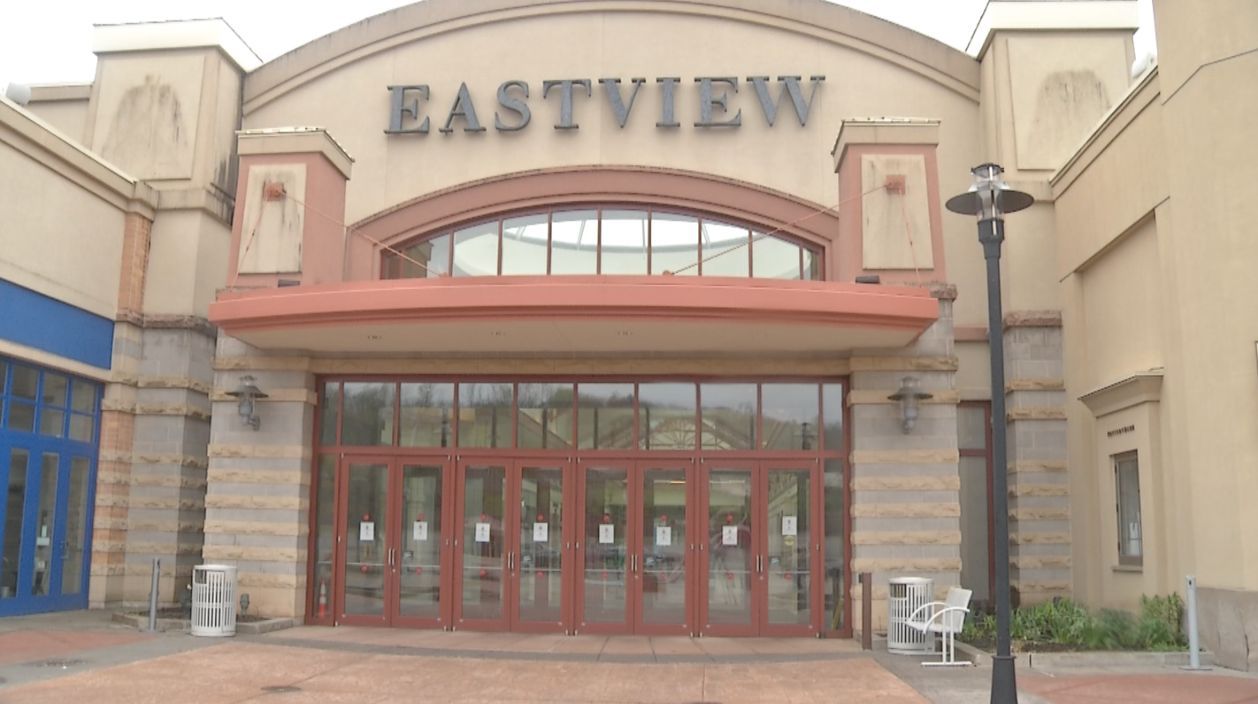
[
  {"left": 508, "top": 551, "right": 514, "bottom": 571},
  {"left": 756, "top": 555, "right": 763, "bottom": 574}
]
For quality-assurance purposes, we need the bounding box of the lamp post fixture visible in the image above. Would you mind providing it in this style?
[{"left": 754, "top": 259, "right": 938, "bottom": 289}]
[
  {"left": 946, "top": 163, "right": 1033, "bottom": 704},
  {"left": 226, "top": 375, "right": 269, "bottom": 430}
]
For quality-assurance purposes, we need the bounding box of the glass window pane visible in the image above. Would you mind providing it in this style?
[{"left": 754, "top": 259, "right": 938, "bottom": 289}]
[
  {"left": 958, "top": 404, "right": 988, "bottom": 451},
  {"left": 701, "top": 221, "right": 750, "bottom": 277},
  {"left": 33, "top": 453, "right": 58, "bottom": 595},
  {"left": 651, "top": 213, "right": 699, "bottom": 276},
  {"left": 762, "top": 383, "right": 819, "bottom": 450},
  {"left": 501, "top": 214, "right": 549, "bottom": 275},
  {"left": 600, "top": 210, "right": 648, "bottom": 275},
  {"left": 1116, "top": 454, "right": 1142, "bottom": 562},
  {"left": 400, "top": 383, "right": 455, "bottom": 447},
  {"left": 550, "top": 210, "right": 598, "bottom": 275},
  {"left": 69, "top": 414, "right": 93, "bottom": 443},
  {"left": 577, "top": 383, "right": 634, "bottom": 450},
  {"left": 344, "top": 464, "right": 388, "bottom": 615},
  {"left": 388, "top": 234, "right": 450, "bottom": 279},
  {"left": 582, "top": 466, "right": 628, "bottom": 623},
  {"left": 639, "top": 383, "right": 695, "bottom": 451},
  {"left": 59, "top": 457, "right": 91, "bottom": 597},
  {"left": 452, "top": 221, "right": 500, "bottom": 277},
  {"left": 41, "top": 373, "right": 68, "bottom": 407},
  {"left": 766, "top": 469, "right": 811, "bottom": 625},
  {"left": 6, "top": 401, "right": 34, "bottom": 432},
  {"left": 318, "top": 382, "right": 340, "bottom": 446},
  {"left": 753, "top": 234, "right": 801, "bottom": 279},
  {"left": 0, "top": 360, "right": 7, "bottom": 394},
  {"left": 12, "top": 365, "right": 37, "bottom": 400},
  {"left": 70, "top": 379, "right": 96, "bottom": 414},
  {"left": 341, "top": 382, "right": 395, "bottom": 446},
  {"left": 2, "top": 449, "right": 29, "bottom": 599},
  {"left": 823, "top": 383, "right": 844, "bottom": 452},
  {"left": 518, "top": 383, "right": 575, "bottom": 449},
  {"left": 823, "top": 459, "right": 845, "bottom": 630},
  {"left": 39, "top": 408, "right": 65, "bottom": 437},
  {"left": 700, "top": 383, "right": 756, "bottom": 450},
  {"left": 959, "top": 456, "right": 991, "bottom": 604},
  {"left": 312, "top": 455, "right": 336, "bottom": 617},
  {"left": 457, "top": 383, "right": 513, "bottom": 448},
  {"left": 802, "top": 247, "right": 821, "bottom": 280}
]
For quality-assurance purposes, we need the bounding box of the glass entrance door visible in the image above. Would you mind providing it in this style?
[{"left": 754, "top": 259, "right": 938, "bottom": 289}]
[
  {"left": 338, "top": 459, "right": 393, "bottom": 626},
  {"left": 0, "top": 449, "right": 92, "bottom": 615},
  {"left": 454, "top": 460, "right": 509, "bottom": 630},
  {"left": 634, "top": 463, "right": 692, "bottom": 635},
  {"left": 576, "top": 460, "right": 695, "bottom": 635},
  {"left": 699, "top": 461, "right": 820, "bottom": 636},
  {"left": 511, "top": 463, "right": 568, "bottom": 632},
  {"left": 395, "top": 463, "right": 451, "bottom": 628},
  {"left": 335, "top": 457, "right": 453, "bottom": 628}
]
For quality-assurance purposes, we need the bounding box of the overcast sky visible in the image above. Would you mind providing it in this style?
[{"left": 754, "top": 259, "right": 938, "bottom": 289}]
[{"left": 1, "top": 0, "right": 1155, "bottom": 86}]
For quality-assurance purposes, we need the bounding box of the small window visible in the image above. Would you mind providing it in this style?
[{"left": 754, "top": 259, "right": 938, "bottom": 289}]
[{"left": 1115, "top": 452, "right": 1143, "bottom": 566}]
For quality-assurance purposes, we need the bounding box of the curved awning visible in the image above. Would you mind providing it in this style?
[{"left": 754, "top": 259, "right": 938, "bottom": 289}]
[{"left": 209, "top": 276, "right": 938, "bottom": 354}]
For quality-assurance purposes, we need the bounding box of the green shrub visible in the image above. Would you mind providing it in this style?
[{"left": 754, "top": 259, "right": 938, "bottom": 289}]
[{"left": 960, "top": 593, "right": 1185, "bottom": 651}]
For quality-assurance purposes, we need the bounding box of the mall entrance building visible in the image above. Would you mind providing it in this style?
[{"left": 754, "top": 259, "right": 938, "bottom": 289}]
[{"left": 27, "top": 0, "right": 1253, "bottom": 649}]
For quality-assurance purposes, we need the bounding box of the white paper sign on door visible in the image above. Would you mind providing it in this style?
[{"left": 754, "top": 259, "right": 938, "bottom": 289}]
[
  {"left": 413, "top": 521, "right": 428, "bottom": 541},
  {"left": 475, "top": 522, "right": 491, "bottom": 543},
  {"left": 359, "top": 521, "right": 375, "bottom": 542},
  {"left": 782, "top": 516, "right": 798, "bottom": 537},
  {"left": 722, "top": 525, "right": 739, "bottom": 546},
  {"left": 656, "top": 525, "right": 672, "bottom": 547},
  {"left": 598, "top": 524, "right": 615, "bottom": 544},
  {"left": 533, "top": 522, "right": 549, "bottom": 542}
]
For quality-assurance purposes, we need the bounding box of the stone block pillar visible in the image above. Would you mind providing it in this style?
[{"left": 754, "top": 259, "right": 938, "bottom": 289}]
[
  {"left": 203, "top": 335, "right": 315, "bottom": 619},
  {"left": 849, "top": 288, "right": 961, "bottom": 636},
  {"left": 1004, "top": 312, "right": 1071, "bottom": 603}
]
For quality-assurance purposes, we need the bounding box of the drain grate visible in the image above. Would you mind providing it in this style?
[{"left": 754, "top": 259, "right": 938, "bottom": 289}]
[
  {"left": 29, "top": 658, "right": 86, "bottom": 669},
  {"left": 260, "top": 685, "right": 302, "bottom": 694}
]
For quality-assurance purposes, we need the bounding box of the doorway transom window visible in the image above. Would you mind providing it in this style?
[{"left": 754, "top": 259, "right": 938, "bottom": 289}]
[{"left": 381, "top": 207, "right": 822, "bottom": 280}]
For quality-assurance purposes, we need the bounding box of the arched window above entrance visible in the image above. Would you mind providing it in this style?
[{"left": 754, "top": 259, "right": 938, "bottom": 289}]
[{"left": 380, "top": 206, "right": 822, "bottom": 281}]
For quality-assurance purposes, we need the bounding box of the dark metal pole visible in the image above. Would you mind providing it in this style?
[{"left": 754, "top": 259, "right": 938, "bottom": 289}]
[{"left": 980, "top": 217, "right": 1017, "bottom": 704}]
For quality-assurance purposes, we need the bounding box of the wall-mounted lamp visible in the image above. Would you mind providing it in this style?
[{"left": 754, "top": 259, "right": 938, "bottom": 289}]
[
  {"left": 888, "top": 375, "right": 932, "bottom": 434},
  {"left": 226, "top": 375, "right": 268, "bottom": 430}
]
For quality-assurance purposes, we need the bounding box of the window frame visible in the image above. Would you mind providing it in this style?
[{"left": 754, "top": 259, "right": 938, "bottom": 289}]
[
  {"left": 380, "top": 204, "right": 823, "bottom": 281},
  {"left": 1113, "top": 451, "right": 1143, "bottom": 567}
]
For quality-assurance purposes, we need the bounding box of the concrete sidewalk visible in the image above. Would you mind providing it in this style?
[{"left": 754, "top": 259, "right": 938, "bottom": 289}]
[{"left": 0, "top": 611, "right": 1256, "bottom": 703}]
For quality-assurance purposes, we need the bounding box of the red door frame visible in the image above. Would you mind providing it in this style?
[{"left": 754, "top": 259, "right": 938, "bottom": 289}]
[
  {"left": 507, "top": 458, "right": 574, "bottom": 634},
  {"left": 573, "top": 459, "right": 634, "bottom": 635},
  {"left": 759, "top": 459, "right": 822, "bottom": 638},
  {"left": 335, "top": 454, "right": 397, "bottom": 627},
  {"left": 698, "top": 459, "right": 824, "bottom": 637},
  {"left": 632, "top": 459, "right": 696, "bottom": 636},
  {"left": 391, "top": 459, "right": 455, "bottom": 630},
  {"left": 452, "top": 457, "right": 513, "bottom": 631}
]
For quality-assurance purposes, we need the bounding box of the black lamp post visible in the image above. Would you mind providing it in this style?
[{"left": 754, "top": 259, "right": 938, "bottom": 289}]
[{"left": 945, "top": 163, "right": 1033, "bottom": 704}]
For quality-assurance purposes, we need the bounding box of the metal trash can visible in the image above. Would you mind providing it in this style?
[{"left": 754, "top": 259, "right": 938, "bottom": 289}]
[
  {"left": 191, "top": 564, "right": 238, "bottom": 637},
  {"left": 887, "top": 576, "right": 935, "bottom": 654}
]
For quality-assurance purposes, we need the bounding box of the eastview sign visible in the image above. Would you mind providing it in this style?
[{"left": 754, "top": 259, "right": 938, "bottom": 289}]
[{"left": 385, "top": 75, "right": 826, "bottom": 135}]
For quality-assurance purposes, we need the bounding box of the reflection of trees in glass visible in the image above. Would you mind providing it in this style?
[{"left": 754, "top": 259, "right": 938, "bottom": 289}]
[
  {"left": 342, "top": 383, "right": 394, "bottom": 445},
  {"left": 400, "top": 383, "right": 454, "bottom": 447},
  {"left": 762, "top": 384, "right": 819, "bottom": 450},
  {"left": 641, "top": 384, "right": 695, "bottom": 451},
  {"left": 518, "top": 384, "right": 575, "bottom": 449},
  {"left": 458, "top": 384, "right": 512, "bottom": 448},
  {"left": 577, "top": 385, "right": 634, "bottom": 450}
]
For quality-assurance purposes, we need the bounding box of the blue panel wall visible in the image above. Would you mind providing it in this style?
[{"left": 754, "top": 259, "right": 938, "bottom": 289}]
[{"left": 0, "top": 278, "right": 113, "bottom": 370}]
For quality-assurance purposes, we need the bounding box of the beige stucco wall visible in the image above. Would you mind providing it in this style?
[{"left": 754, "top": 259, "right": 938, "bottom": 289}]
[
  {"left": 1055, "top": 0, "right": 1258, "bottom": 640},
  {"left": 241, "top": 3, "right": 990, "bottom": 318},
  {"left": 24, "top": 91, "right": 91, "bottom": 145},
  {"left": 0, "top": 101, "right": 132, "bottom": 319}
]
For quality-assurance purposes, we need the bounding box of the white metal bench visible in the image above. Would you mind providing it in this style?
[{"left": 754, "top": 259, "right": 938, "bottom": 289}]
[{"left": 905, "top": 586, "right": 973, "bottom": 666}]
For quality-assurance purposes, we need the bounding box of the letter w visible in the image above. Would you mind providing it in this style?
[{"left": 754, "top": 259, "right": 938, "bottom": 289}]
[{"left": 748, "top": 75, "right": 825, "bottom": 126}]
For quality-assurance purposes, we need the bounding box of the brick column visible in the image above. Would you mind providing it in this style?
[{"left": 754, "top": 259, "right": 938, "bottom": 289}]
[
  {"left": 1004, "top": 311, "right": 1072, "bottom": 604},
  {"left": 90, "top": 212, "right": 151, "bottom": 607},
  {"left": 849, "top": 287, "right": 961, "bottom": 635}
]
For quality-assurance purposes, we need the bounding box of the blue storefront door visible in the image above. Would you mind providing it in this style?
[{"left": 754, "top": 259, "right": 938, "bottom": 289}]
[{"left": 0, "top": 359, "right": 100, "bottom": 617}]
